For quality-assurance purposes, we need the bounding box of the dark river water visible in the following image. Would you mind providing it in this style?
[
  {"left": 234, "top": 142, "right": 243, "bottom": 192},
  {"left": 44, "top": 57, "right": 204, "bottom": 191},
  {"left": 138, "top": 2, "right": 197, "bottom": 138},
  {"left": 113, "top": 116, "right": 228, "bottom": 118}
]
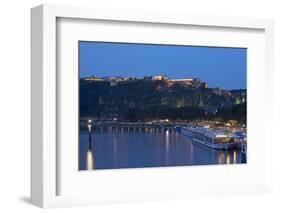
[{"left": 79, "top": 129, "right": 243, "bottom": 170}]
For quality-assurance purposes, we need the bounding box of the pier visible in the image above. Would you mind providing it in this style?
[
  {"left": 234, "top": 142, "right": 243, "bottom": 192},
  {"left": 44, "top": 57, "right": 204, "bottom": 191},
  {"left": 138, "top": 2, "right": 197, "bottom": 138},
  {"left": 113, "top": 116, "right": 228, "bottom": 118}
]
[{"left": 80, "top": 119, "right": 177, "bottom": 132}]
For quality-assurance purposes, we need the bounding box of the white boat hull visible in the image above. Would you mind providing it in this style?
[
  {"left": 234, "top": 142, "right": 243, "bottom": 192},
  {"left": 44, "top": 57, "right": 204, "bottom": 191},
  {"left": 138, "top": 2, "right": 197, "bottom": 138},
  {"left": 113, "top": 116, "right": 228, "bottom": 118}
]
[{"left": 181, "top": 128, "right": 241, "bottom": 150}]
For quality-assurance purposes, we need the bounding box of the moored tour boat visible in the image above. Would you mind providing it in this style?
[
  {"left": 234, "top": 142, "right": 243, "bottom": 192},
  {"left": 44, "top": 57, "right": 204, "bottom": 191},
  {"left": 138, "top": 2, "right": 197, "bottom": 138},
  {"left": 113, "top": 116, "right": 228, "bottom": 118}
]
[{"left": 181, "top": 126, "right": 246, "bottom": 150}]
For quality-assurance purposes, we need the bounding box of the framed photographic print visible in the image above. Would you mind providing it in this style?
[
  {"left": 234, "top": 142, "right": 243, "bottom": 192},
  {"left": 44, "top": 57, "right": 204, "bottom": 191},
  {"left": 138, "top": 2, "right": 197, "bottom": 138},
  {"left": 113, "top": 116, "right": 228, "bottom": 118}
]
[
  {"left": 78, "top": 41, "right": 247, "bottom": 171},
  {"left": 31, "top": 4, "right": 274, "bottom": 208}
]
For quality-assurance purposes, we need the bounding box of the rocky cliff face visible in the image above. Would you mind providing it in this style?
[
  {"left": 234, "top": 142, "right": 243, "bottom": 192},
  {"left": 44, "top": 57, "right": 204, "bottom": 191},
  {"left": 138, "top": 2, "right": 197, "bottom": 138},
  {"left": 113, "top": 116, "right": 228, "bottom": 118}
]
[{"left": 80, "top": 79, "right": 246, "bottom": 122}]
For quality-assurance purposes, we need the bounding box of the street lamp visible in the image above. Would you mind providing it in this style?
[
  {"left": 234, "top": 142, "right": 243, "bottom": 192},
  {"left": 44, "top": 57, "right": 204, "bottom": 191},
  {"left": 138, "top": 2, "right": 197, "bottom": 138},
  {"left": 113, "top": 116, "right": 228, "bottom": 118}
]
[{"left": 88, "top": 119, "right": 92, "bottom": 143}]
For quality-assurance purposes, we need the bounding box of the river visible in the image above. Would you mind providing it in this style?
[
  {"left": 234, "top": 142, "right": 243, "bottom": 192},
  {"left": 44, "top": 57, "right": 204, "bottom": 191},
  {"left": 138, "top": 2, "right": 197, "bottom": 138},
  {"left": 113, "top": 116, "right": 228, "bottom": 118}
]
[{"left": 79, "top": 129, "right": 243, "bottom": 170}]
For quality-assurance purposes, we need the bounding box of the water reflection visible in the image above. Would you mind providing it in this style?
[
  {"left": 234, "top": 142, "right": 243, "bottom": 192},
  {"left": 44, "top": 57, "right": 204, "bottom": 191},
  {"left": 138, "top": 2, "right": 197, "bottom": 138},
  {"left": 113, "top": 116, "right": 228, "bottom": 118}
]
[
  {"left": 79, "top": 129, "right": 244, "bottom": 170},
  {"left": 187, "top": 140, "right": 194, "bottom": 162},
  {"left": 86, "top": 148, "right": 94, "bottom": 170},
  {"left": 226, "top": 153, "right": 230, "bottom": 164},
  {"left": 218, "top": 152, "right": 226, "bottom": 164},
  {"left": 233, "top": 150, "right": 237, "bottom": 164},
  {"left": 165, "top": 130, "right": 170, "bottom": 165}
]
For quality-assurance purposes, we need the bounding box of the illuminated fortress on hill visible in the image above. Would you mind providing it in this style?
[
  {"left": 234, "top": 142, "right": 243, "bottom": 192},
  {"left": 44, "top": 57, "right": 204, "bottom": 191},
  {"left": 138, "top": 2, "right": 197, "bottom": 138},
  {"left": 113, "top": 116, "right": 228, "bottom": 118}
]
[{"left": 83, "top": 75, "right": 208, "bottom": 89}]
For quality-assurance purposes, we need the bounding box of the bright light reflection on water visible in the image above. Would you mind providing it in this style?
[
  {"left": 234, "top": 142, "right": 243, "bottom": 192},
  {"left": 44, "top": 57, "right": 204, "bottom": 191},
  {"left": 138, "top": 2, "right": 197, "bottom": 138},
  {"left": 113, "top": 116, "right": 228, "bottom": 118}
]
[
  {"left": 86, "top": 149, "right": 94, "bottom": 170},
  {"left": 79, "top": 129, "right": 244, "bottom": 170}
]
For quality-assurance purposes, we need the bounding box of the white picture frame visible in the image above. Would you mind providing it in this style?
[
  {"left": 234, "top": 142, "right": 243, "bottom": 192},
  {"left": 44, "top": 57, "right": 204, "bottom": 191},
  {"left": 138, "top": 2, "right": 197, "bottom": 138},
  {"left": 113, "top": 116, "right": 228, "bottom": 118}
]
[{"left": 31, "top": 4, "right": 274, "bottom": 208}]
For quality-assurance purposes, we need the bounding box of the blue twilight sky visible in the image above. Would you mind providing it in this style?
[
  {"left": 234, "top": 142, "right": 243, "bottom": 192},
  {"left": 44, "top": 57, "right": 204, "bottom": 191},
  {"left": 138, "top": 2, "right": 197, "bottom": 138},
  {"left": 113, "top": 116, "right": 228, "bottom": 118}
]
[{"left": 79, "top": 41, "right": 246, "bottom": 90}]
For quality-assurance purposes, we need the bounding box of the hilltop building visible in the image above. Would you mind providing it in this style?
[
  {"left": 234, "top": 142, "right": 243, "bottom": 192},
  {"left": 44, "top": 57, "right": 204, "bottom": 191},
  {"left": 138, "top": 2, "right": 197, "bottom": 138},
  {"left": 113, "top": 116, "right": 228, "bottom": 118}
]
[
  {"left": 153, "top": 75, "right": 168, "bottom": 81},
  {"left": 82, "top": 75, "right": 208, "bottom": 89}
]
